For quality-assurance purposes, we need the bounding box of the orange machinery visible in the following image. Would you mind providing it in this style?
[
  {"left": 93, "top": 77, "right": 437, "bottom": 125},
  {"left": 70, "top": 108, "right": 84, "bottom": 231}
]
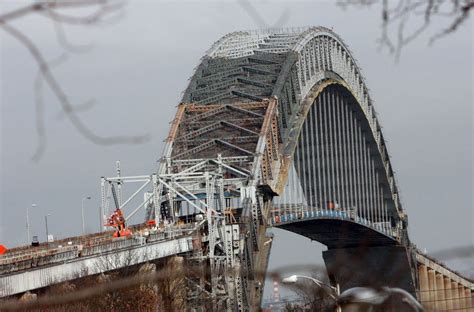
[{"left": 105, "top": 184, "right": 132, "bottom": 238}]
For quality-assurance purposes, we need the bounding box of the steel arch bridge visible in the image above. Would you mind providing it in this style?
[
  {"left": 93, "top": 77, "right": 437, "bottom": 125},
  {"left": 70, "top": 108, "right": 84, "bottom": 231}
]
[
  {"left": 157, "top": 26, "right": 471, "bottom": 310},
  {"left": 183, "top": 27, "right": 407, "bottom": 244},
  {"left": 2, "top": 27, "right": 473, "bottom": 311},
  {"left": 174, "top": 27, "right": 414, "bottom": 300}
]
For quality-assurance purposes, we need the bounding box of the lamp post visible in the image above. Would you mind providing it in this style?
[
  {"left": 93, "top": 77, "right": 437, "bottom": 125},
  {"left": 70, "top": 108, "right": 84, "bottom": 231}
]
[
  {"left": 44, "top": 213, "right": 51, "bottom": 243},
  {"left": 81, "top": 196, "right": 91, "bottom": 235},
  {"left": 282, "top": 275, "right": 341, "bottom": 312},
  {"left": 26, "top": 204, "right": 37, "bottom": 245}
]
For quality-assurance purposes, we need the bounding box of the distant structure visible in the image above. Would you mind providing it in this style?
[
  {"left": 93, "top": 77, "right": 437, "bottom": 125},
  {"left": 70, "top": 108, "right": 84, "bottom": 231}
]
[{"left": 1, "top": 27, "right": 472, "bottom": 311}]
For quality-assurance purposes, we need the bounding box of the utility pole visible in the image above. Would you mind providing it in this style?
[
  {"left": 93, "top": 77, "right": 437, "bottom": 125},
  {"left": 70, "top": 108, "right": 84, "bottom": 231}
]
[
  {"left": 26, "top": 204, "right": 36, "bottom": 245},
  {"left": 81, "top": 196, "right": 91, "bottom": 235},
  {"left": 45, "top": 213, "right": 51, "bottom": 243}
]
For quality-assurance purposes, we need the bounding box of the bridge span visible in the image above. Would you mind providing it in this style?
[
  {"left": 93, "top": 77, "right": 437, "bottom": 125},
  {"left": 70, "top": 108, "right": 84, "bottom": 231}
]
[
  {"left": 1, "top": 27, "right": 473, "bottom": 311},
  {"left": 0, "top": 226, "right": 194, "bottom": 297}
]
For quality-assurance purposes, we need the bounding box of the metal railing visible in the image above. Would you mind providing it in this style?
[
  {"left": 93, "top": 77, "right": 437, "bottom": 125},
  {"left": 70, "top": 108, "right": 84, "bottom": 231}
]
[{"left": 270, "top": 204, "right": 397, "bottom": 238}]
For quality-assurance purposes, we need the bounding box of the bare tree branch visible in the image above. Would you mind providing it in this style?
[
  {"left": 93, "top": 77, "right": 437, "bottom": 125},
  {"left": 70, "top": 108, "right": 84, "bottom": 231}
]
[
  {"left": 56, "top": 99, "right": 96, "bottom": 120},
  {"left": 238, "top": 0, "right": 290, "bottom": 29},
  {"left": 430, "top": 1, "right": 474, "bottom": 43},
  {"left": 32, "top": 53, "right": 69, "bottom": 162},
  {"left": 40, "top": 1, "right": 126, "bottom": 26},
  {"left": 337, "top": 0, "right": 474, "bottom": 60},
  {"left": 0, "top": 1, "right": 117, "bottom": 23},
  {"left": 2, "top": 22, "right": 149, "bottom": 147},
  {"left": 50, "top": 15, "right": 94, "bottom": 54},
  {"left": 1, "top": 0, "right": 149, "bottom": 160}
]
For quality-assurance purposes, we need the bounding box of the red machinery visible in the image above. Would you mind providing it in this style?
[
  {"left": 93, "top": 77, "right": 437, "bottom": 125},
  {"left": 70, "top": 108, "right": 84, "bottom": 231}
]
[{"left": 105, "top": 184, "right": 132, "bottom": 238}]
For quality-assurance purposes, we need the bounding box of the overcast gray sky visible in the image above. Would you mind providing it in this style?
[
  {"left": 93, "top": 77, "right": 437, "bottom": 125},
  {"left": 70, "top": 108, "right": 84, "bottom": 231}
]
[{"left": 1, "top": 0, "right": 472, "bottom": 299}]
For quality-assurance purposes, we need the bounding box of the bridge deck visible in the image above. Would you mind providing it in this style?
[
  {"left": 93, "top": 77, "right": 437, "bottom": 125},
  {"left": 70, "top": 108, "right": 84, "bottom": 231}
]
[{"left": 0, "top": 226, "right": 196, "bottom": 297}]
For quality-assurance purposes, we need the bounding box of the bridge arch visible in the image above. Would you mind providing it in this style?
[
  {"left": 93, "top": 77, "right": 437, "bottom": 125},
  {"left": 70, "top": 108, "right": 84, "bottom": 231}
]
[{"left": 182, "top": 27, "right": 408, "bottom": 245}]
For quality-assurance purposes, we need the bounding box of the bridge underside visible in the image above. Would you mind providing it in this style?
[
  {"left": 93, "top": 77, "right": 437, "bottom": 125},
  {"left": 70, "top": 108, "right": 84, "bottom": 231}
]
[
  {"left": 277, "top": 219, "right": 418, "bottom": 306},
  {"left": 277, "top": 219, "right": 397, "bottom": 249}
]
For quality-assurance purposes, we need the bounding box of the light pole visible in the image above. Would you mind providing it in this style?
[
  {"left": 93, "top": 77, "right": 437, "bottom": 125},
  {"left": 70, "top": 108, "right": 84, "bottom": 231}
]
[
  {"left": 282, "top": 275, "right": 341, "bottom": 312},
  {"left": 26, "top": 204, "right": 37, "bottom": 245},
  {"left": 44, "top": 213, "right": 51, "bottom": 243},
  {"left": 81, "top": 196, "right": 91, "bottom": 235}
]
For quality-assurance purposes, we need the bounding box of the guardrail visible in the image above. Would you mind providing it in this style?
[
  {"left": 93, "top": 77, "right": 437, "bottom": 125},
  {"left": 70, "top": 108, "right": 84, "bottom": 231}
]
[{"left": 270, "top": 205, "right": 398, "bottom": 238}]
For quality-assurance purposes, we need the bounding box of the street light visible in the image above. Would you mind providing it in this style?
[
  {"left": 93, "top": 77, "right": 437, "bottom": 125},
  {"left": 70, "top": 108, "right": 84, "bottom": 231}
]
[
  {"left": 26, "top": 204, "right": 37, "bottom": 245},
  {"left": 44, "top": 213, "right": 51, "bottom": 243},
  {"left": 81, "top": 196, "right": 91, "bottom": 235},
  {"left": 282, "top": 275, "right": 341, "bottom": 312}
]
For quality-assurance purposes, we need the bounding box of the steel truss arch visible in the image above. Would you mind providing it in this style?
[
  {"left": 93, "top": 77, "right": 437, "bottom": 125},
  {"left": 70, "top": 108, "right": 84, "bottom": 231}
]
[{"left": 182, "top": 27, "right": 407, "bottom": 238}]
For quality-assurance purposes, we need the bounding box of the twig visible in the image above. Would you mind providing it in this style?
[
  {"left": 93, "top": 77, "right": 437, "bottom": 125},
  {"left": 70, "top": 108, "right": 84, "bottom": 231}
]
[
  {"left": 1, "top": 0, "right": 149, "bottom": 160},
  {"left": 1, "top": 22, "right": 149, "bottom": 146},
  {"left": 237, "top": 0, "right": 290, "bottom": 29},
  {"left": 430, "top": 1, "right": 474, "bottom": 44},
  {"left": 32, "top": 53, "right": 69, "bottom": 162},
  {"left": 338, "top": 0, "right": 473, "bottom": 61},
  {"left": 0, "top": 1, "right": 115, "bottom": 23},
  {"left": 50, "top": 14, "right": 94, "bottom": 53}
]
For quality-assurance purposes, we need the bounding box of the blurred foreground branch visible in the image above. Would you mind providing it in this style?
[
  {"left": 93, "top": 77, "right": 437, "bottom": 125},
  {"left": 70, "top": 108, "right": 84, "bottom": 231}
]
[
  {"left": 0, "top": 1, "right": 150, "bottom": 161},
  {"left": 0, "top": 247, "right": 472, "bottom": 312},
  {"left": 338, "top": 0, "right": 474, "bottom": 61}
]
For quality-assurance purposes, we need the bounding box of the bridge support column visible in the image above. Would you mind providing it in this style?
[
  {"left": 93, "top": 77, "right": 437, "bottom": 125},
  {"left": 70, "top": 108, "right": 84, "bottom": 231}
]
[
  {"left": 444, "top": 277, "right": 454, "bottom": 311},
  {"left": 418, "top": 264, "right": 429, "bottom": 305},
  {"left": 452, "top": 281, "right": 460, "bottom": 309},
  {"left": 465, "top": 288, "right": 473, "bottom": 311},
  {"left": 322, "top": 245, "right": 416, "bottom": 309},
  {"left": 471, "top": 289, "right": 474, "bottom": 311},
  {"left": 436, "top": 273, "right": 446, "bottom": 310},
  {"left": 427, "top": 269, "right": 437, "bottom": 310},
  {"left": 458, "top": 284, "right": 466, "bottom": 309}
]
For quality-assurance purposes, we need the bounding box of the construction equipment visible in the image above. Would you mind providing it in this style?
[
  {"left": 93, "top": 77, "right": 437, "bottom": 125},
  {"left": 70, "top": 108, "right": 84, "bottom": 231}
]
[{"left": 105, "top": 184, "right": 132, "bottom": 238}]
